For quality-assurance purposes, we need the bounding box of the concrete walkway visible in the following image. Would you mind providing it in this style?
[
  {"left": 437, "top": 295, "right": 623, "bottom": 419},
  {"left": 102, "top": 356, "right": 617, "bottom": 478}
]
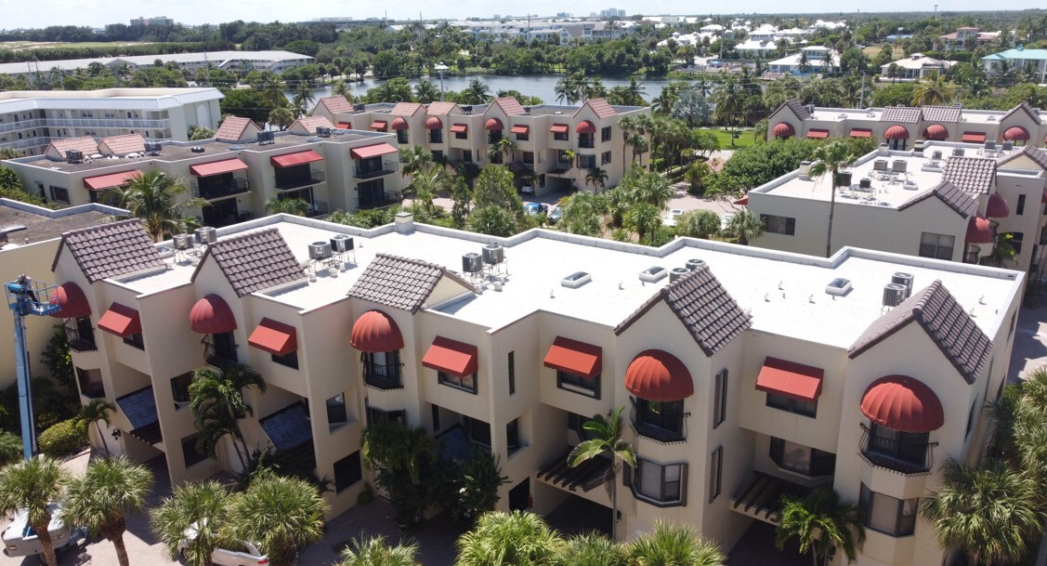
[{"left": 1008, "top": 304, "right": 1047, "bottom": 383}]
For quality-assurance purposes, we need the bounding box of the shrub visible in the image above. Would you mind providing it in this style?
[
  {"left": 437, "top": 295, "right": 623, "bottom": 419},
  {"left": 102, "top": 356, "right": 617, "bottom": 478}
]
[{"left": 38, "top": 419, "right": 87, "bottom": 457}]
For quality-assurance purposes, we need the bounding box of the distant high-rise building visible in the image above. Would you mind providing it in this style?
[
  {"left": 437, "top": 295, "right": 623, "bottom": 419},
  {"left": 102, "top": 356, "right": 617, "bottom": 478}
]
[
  {"left": 599, "top": 8, "right": 626, "bottom": 18},
  {"left": 556, "top": 12, "right": 573, "bottom": 17},
  {"left": 130, "top": 16, "right": 174, "bottom": 26}
]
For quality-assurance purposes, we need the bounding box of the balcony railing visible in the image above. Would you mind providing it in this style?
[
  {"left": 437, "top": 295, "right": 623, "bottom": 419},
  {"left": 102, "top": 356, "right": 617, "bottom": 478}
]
[
  {"left": 45, "top": 117, "right": 171, "bottom": 130},
  {"left": 192, "top": 178, "right": 250, "bottom": 200},
  {"left": 0, "top": 137, "right": 50, "bottom": 151},
  {"left": 308, "top": 200, "right": 329, "bottom": 217},
  {"left": 629, "top": 397, "right": 689, "bottom": 443},
  {"left": 64, "top": 325, "right": 97, "bottom": 353},
  {"left": 354, "top": 160, "right": 399, "bottom": 180},
  {"left": 363, "top": 363, "right": 403, "bottom": 390},
  {"left": 357, "top": 193, "right": 402, "bottom": 210},
  {"left": 859, "top": 423, "right": 938, "bottom": 475},
  {"left": 202, "top": 338, "right": 239, "bottom": 369},
  {"left": 275, "top": 170, "right": 325, "bottom": 190}
]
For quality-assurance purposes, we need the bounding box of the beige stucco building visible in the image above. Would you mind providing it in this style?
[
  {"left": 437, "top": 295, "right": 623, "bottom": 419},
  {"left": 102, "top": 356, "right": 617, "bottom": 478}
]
[{"left": 48, "top": 210, "right": 1022, "bottom": 565}]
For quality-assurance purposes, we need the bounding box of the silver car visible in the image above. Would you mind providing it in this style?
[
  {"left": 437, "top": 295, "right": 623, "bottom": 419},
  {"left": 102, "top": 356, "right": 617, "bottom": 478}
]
[{"left": 2, "top": 504, "right": 83, "bottom": 558}]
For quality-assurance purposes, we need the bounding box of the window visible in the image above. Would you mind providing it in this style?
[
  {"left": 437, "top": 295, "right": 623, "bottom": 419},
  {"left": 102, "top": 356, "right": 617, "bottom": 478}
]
[
  {"left": 506, "top": 418, "right": 521, "bottom": 455},
  {"left": 170, "top": 373, "right": 192, "bottom": 408},
  {"left": 860, "top": 484, "right": 918, "bottom": 537},
  {"left": 919, "top": 232, "right": 955, "bottom": 260},
  {"left": 568, "top": 412, "right": 598, "bottom": 441},
  {"left": 363, "top": 350, "right": 401, "bottom": 389},
  {"left": 396, "top": 129, "right": 408, "bottom": 144},
  {"left": 1006, "top": 232, "right": 1024, "bottom": 254},
  {"left": 488, "top": 131, "right": 503, "bottom": 144},
  {"left": 49, "top": 186, "right": 69, "bottom": 204},
  {"left": 333, "top": 452, "right": 362, "bottom": 493},
  {"left": 455, "top": 130, "right": 468, "bottom": 140},
  {"left": 431, "top": 404, "right": 441, "bottom": 431},
  {"left": 69, "top": 316, "right": 96, "bottom": 350},
  {"left": 864, "top": 424, "right": 931, "bottom": 472},
  {"left": 431, "top": 150, "right": 443, "bottom": 161},
  {"left": 123, "top": 332, "right": 145, "bottom": 350},
  {"left": 761, "top": 214, "right": 796, "bottom": 236},
  {"left": 364, "top": 406, "right": 404, "bottom": 426},
  {"left": 577, "top": 154, "right": 596, "bottom": 170},
  {"left": 1017, "top": 194, "right": 1026, "bottom": 215},
  {"left": 466, "top": 416, "right": 491, "bottom": 448},
  {"left": 709, "top": 447, "right": 723, "bottom": 502},
  {"left": 508, "top": 352, "right": 516, "bottom": 395},
  {"left": 601, "top": 151, "right": 612, "bottom": 165},
  {"left": 439, "top": 371, "right": 477, "bottom": 394},
  {"left": 713, "top": 369, "right": 728, "bottom": 428},
  {"left": 182, "top": 434, "right": 208, "bottom": 468},
  {"left": 601, "top": 126, "right": 612, "bottom": 142},
  {"left": 766, "top": 392, "right": 817, "bottom": 418},
  {"left": 554, "top": 358, "right": 602, "bottom": 394},
  {"left": 770, "top": 437, "right": 836, "bottom": 476},
  {"left": 522, "top": 151, "right": 534, "bottom": 166},
  {"left": 554, "top": 131, "right": 569, "bottom": 142},
  {"left": 326, "top": 393, "right": 348, "bottom": 428},
  {"left": 462, "top": 150, "right": 473, "bottom": 163},
  {"left": 272, "top": 350, "right": 299, "bottom": 370},
  {"left": 630, "top": 458, "right": 687, "bottom": 506},
  {"left": 578, "top": 133, "right": 594, "bottom": 148},
  {"left": 633, "top": 398, "right": 686, "bottom": 441},
  {"left": 429, "top": 129, "right": 443, "bottom": 144},
  {"left": 77, "top": 367, "right": 104, "bottom": 398},
  {"left": 515, "top": 132, "right": 529, "bottom": 142}
]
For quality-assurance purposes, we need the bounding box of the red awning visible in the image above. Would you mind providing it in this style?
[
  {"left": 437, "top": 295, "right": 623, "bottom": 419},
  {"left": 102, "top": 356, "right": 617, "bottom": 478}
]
[
  {"left": 807, "top": 129, "right": 830, "bottom": 139},
  {"left": 350, "top": 310, "right": 403, "bottom": 353},
  {"left": 733, "top": 196, "right": 749, "bottom": 206},
  {"left": 966, "top": 214, "right": 992, "bottom": 244},
  {"left": 1004, "top": 126, "right": 1030, "bottom": 141},
  {"left": 98, "top": 303, "right": 141, "bottom": 337},
  {"left": 485, "top": 118, "right": 503, "bottom": 131},
  {"left": 987, "top": 193, "right": 1010, "bottom": 219},
  {"left": 422, "top": 336, "right": 478, "bottom": 377},
  {"left": 83, "top": 170, "right": 140, "bottom": 191},
  {"left": 550, "top": 124, "right": 569, "bottom": 134},
  {"left": 755, "top": 357, "right": 824, "bottom": 402},
  {"left": 271, "top": 150, "right": 324, "bottom": 168},
  {"left": 576, "top": 120, "right": 596, "bottom": 134},
  {"left": 371, "top": 120, "right": 388, "bottom": 131},
  {"left": 391, "top": 117, "right": 409, "bottom": 130},
  {"left": 849, "top": 128, "right": 872, "bottom": 138},
  {"left": 426, "top": 116, "right": 443, "bottom": 129},
  {"left": 49, "top": 282, "right": 91, "bottom": 319},
  {"left": 336, "top": 122, "right": 352, "bottom": 130},
  {"left": 189, "top": 294, "right": 237, "bottom": 335},
  {"left": 190, "top": 158, "right": 248, "bottom": 177},
  {"left": 923, "top": 124, "right": 948, "bottom": 140},
  {"left": 249, "top": 318, "right": 298, "bottom": 356},
  {"left": 544, "top": 337, "right": 602, "bottom": 379},
  {"left": 861, "top": 375, "right": 944, "bottom": 433},
  {"left": 450, "top": 124, "right": 468, "bottom": 133},
  {"left": 884, "top": 125, "right": 909, "bottom": 140},
  {"left": 625, "top": 350, "right": 693, "bottom": 402},
  {"left": 510, "top": 125, "right": 530, "bottom": 135},
  {"left": 350, "top": 143, "right": 398, "bottom": 160},
  {"left": 962, "top": 132, "right": 986, "bottom": 143},
  {"left": 772, "top": 123, "right": 795, "bottom": 138}
]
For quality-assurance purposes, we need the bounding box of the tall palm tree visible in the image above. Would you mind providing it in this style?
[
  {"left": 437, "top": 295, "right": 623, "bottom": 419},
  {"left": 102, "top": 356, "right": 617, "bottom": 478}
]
[
  {"left": 627, "top": 522, "right": 726, "bottom": 566},
  {"left": 725, "top": 209, "right": 764, "bottom": 245},
  {"left": 626, "top": 135, "right": 649, "bottom": 167},
  {"left": 711, "top": 77, "right": 743, "bottom": 138},
  {"left": 775, "top": 487, "right": 864, "bottom": 566},
  {"left": 339, "top": 534, "right": 420, "bottom": 566},
  {"left": 405, "top": 167, "right": 446, "bottom": 214},
  {"left": 63, "top": 457, "right": 153, "bottom": 566},
  {"left": 362, "top": 419, "right": 436, "bottom": 486},
  {"left": 73, "top": 399, "right": 115, "bottom": 456},
  {"left": 332, "top": 81, "right": 353, "bottom": 100},
  {"left": 456, "top": 511, "right": 564, "bottom": 566},
  {"left": 226, "top": 473, "right": 327, "bottom": 566},
  {"left": 117, "top": 171, "right": 206, "bottom": 242},
  {"left": 399, "top": 145, "right": 434, "bottom": 179},
  {"left": 911, "top": 74, "right": 958, "bottom": 106},
  {"left": 189, "top": 364, "right": 267, "bottom": 469},
  {"left": 414, "top": 79, "right": 440, "bottom": 104},
  {"left": 618, "top": 115, "right": 636, "bottom": 177},
  {"left": 0, "top": 457, "right": 69, "bottom": 566},
  {"left": 464, "top": 78, "right": 491, "bottom": 104},
  {"left": 808, "top": 142, "right": 857, "bottom": 257},
  {"left": 151, "top": 480, "right": 230, "bottom": 566},
  {"left": 922, "top": 459, "right": 1044, "bottom": 566},
  {"left": 292, "top": 83, "right": 316, "bottom": 117},
  {"left": 554, "top": 533, "right": 626, "bottom": 566},
  {"left": 568, "top": 407, "right": 636, "bottom": 541},
  {"left": 585, "top": 167, "right": 609, "bottom": 193},
  {"left": 268, "top": 107, "right": 295, "bottom": 131},
  {"left": 496, "top": 137, "right": 517, "bottom": 163}
]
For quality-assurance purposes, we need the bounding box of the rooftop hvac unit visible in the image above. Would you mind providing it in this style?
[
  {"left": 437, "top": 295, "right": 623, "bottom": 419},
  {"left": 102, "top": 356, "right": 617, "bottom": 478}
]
[
  {"left": 145, "top": 142, "right": 162, "bottom": 154},
  {"left": 859, "top": 178, "right": 872, "bottom": 189},
  {"left": 353, "top": 103, "right": 366, "bottom": 111},
  {"left": 953, "top": 148, "right": 965, "bottom": 157},
  {"left": 462, "top": 252, "right": 483, "bottom": 274},
  {"left": 308, "top": 241, "right": 332, "bottom": 260},
  {"left": 668, "top": 267, "right": 691, "bottom": 283},
  {"left": 882, "top": 283, "right": 907, "bottom": 308},
  {"left": 835, "top": 171, "right": 853, "bottom": 186},
  {"left": 316, "top": 127, "right": 332, "bottom": 137},
  {"left": 892, "top": 160, "right": 907, "bottom": 173},
  {"left": 481, "top": 243, "right": 504, "bottom": 265},
  {"left": 65, "top": 149, "right": 84, "bottom": 163},
  {"left": 1002, "top": 141, "right": 1014, "bottom": 151},
  {"left": 191, "top": 146, "right": 205, "bottom": 153},
  {"left": 685, "top": 258, "right": 707, "bottom": 271},
  {"left": 891, "top": 272, "right": 914, "bottom": 299},
  {"left": 173, "top": 233, "right": 194, "bottom": 250},
  {"left": 194, "top": 226, "right": 217, "bottom": 245},
  {"left": 461, "top": 105, "right": 473, "bottom": 114},
  {"left": 932, "top": 150, "right": 943, "bottom": 160},
  {"left": 873, "top": 159, "right": 887, "bottom": 171},
  {"left": 985, "top": 140, "right": 997, "bottom": 151},
  {"left": 330, "top": 234, "right": 354, "bottom": 252},
  {"left": 257, "top": 131, "right": 275, "bottom": 145}
]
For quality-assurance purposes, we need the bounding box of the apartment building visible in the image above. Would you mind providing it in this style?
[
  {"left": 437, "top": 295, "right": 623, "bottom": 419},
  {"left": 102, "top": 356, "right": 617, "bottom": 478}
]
[
  {"left": 767, "top": 100, "right": 1047, "bottom": 150},
  {"left": 982, "top": 47, "right": 1047, "bottom": 83},
  {"left": 51, "top": 211, "right": 1021, "bottom": 566},
  {"left": 311, "top": 96, "right": 650, "bottom": 195},
  {"left": 4, "top": 119, "right": 404, "bottom": 225},
  {"left": 0, "top": 88, "right": 223, "bottom": 156},
  {"left": 130, "top": 16, "right": 175, "bottom": 26},
  {"left": 0, "top": 51, "right": 313, "bottom": 78},
  {"left": 936, "top": 27, "right": 1000, "bottom": 51}
]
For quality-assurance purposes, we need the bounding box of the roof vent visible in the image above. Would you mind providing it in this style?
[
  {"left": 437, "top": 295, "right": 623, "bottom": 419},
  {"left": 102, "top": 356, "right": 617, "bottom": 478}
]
[
  {"left": 891, "top": 272, "right": 913, "bottom": 299},
  {"left": 882, "top": 283, "right": 907, "bottom": 308},
  {"left": 462, "top": 252, "right": 483, "bottom": 274},
  {"left": 173, "top": 233, "right": 194, "bottom": 251},
  {"left": 668, "top": 267, "right": 691, "bottom": 283},
  {"left": 561, "top": 271, "right": 591, "bottom": 289},
  {"left": 194, "top": 226, "right": 217, "bottom": 245},
  {"left": 685, "top": 258, "right": 708, "bottom": 271},
  {"left": 308, "top": 241, "right": 332, "bottom": 260},
  {"left": 191, "top": 146, "right": 205, "bottom": 153},
  {"left": 354, "top": 103, "right": 366, "bottom": 111},
  {"left": 228, "top": 145, "right": 245, "bottom": 151},
  {"left": 482, "top": 243, "right": 504, "bottom": 265},
  {"left": 330, "top": 234, "right": 354, "bottom": 253},
  {"left": 825, "top": 277, "right": 852, "bottom": 296},
  {"left": 639, "top": 266, "right": 667, "bottom": 283}
]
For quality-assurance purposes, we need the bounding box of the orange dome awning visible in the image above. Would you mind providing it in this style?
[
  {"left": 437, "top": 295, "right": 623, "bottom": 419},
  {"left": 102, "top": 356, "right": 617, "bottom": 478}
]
[
  {"left": 1004, "top": 126, "right": 1029, "bottom": 141},
  {"left": 771, "top": 123, "right": 795, "bottom": 138},
  {"left": 625, "top": 350, "right": 693, "bottom": 402},
  {"left": 861, "top": 375, "right": 944, "bottom": 433},
  {"left": 350, "top": 310, "right": 404, "bottom": 353},
  {"left": 425, "top": 116, "right": 443, "bottom": 129},
  {"left": 923, "top": 124, "right": 948, "bottom": 140},
  {"left": 391, "top": 117, "right": 409, "bottom": 130},
  {"left": 965, "top": 214, "right": 992, "bottom": 244},
  {"left": 49, "top": 282, "right": 91, "bottom": 319},
  {"left": 189, "top": 294, "right": 237, "bottom": 335},
  {"left": 884, "top": 125, "right": 909, "bottom": 140},
  {"left": 576, "top": 120, "right": 596, "bottom": 134},
  {"left": 986, "top": 193, "right": 1010, "bottom": 219},
  {"left": 485, "top": 118, "right": 503, "bottom": 131}
]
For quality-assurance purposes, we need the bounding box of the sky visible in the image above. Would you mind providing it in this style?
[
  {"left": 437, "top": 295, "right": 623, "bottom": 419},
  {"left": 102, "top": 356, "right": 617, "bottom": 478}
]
[{"left": 1, "top": 0, "right": 1043, "bottom": 30}]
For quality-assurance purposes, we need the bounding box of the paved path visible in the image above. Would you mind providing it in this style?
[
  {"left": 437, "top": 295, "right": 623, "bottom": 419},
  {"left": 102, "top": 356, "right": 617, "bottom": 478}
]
[{"left": 1008, "top": 304, "right": 1047, "bottom": 383}]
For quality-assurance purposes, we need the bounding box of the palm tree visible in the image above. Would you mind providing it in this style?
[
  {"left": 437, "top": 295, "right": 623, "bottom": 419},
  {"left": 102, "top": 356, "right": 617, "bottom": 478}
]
[
  {"left": 922, "top": 459, "right": 1044, "bottom": 566},
  {"left": 189, "top": 364, "right": 267, "bottom": 469},
  {"left": 568, "top": 407, "right": 636, "bottom": 541},
  {"left": 362, "top": 419, "right": 436, "bottom": 487},
  {"left": 292, "top": 83, "right": 316, "bottom": 117},
  {"left": 911, "top": 74, "right": 958, "bottom": 106},
  {"left": 405, "top": 167, "right": 446, "bottom": 214},
  {"left": 456, "top": 511, "right": 563, "bottom": 566},
  {"left": 414, "top": 79, "right": 440, "bottom": 103},
  {"left": 725, "top": 209, "right": 764, "bottom": 245},
  {"left": 463, "top": 78, "right": 491, "bottom": 104},
  {"left": 775, "top": 487, "right": 864, "bottom": 566},
  {"left": 618, "top": 115, "right": 636, "bottom": 177},
  {"left": 711, "top": 77, "right": 743, "bottom": 138},
  {"left": 339, "top": 534, "right": 420, "bottom": 566},
  {"left": 496, "top": 137, "right": 517, "bottom": 163},
  {"left": 268, "top": 107, "right": 295, "bottom": 131},
  {"left": 399, "top": 145, "right": 434, "bottom": 179},
  {"left": 117, "top": 171, "right": 206, "bottom": 242},
  {"left": 626, "top": 135, "right": 649, "bottom": 167},
  {"left": 73, "top": 399, "right": 115, "bottom": 456},
  {"left": 151, "top": 480, "right": 230, "bottom": 566},
  {"left": 585, "top": 167, "right": 609, "bottom": 193},
  {"left": 555, "top": 74, "right": 583, "bottom": 105},
  {"left": 0, "top": 457, "right": 69, "bottom": 566},
  {"left": 808, "top": 142, "right": 857, "bottom": 257},
  {"left": 0, "top": 147, "right": 23, "bottom": 160},
  {"left": 332, "top": 81, "right": 353, "bottom": 100},
  {"left": 226, "top": 473, "right": 327, "bottom": 566},
  {"left": 554, "top": 533, "right": 626, "bottom": 566},
  {"left": 63, "top": 457, "right": 153, "bottom": 566},
  {"left": 627, "top": 521, "right": 726, "bottom": 566}
]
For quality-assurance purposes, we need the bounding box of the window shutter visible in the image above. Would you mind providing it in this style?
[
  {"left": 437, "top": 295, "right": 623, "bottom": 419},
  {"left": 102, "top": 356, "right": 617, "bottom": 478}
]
[{"left": 680, "top": 463, "right": 689, "bottom": 507}]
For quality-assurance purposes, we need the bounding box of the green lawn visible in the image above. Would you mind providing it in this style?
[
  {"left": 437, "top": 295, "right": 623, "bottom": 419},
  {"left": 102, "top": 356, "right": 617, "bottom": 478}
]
[
  {"left": 697, "top": 128, "right": 757, "bottom": 149},
  {"left": 0, "top": 41, "right": 147, "bottom": 51}
]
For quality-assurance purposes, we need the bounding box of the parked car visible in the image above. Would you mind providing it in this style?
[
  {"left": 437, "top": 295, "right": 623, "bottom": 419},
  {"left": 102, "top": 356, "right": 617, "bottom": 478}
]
[
  {"left": 2, "top": 504, "right": 83, "bottom": 558},
  {"left": 520, "top": 185, "right": 535, "bottom": 195},
  {"left": 664, "top": 209, "right": 683, "bottom": 227},
  {"left": 179, "top": 522, "right": 268, "bottom": 566},
  {"left": 524, "top": 202, "right": 549, "bottom": 216},
  {"left": 720, "top": 212, "right": 735, "bottom": 231},
  {"left": 548, "top": 205, "right": 563, "bottom": 224}
]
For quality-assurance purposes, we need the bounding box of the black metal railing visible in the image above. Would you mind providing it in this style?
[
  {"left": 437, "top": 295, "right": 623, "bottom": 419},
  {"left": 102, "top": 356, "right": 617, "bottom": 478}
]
[
  {"left": 357, "top": 194, "right": 401, "bottom": 210},
  {"left": 307, "top": 200, "right": 329, "bottom": 217},
  {"left": 354, "top": 160, "right": 398, "bottom": 179},
  {"left": 629, "top": 397, "right": 689, "bottom": 443},
  {"left": 65, "top": 324, "right": 97, "bottom": 353},
  {"left": 193, "top": 178, "right": 250, "bottom": 200},
  {"left": 363, "top": 362, "right": 403, "bottom": 390},
  {"left": 275, "top": 170, "right": 325, "bottom": 190},
  {"left": 859, "top": 423, "right": 937, "bottom": 475},
  {"left": 202, "top": 338, "right": 239, "bottom": 369}
]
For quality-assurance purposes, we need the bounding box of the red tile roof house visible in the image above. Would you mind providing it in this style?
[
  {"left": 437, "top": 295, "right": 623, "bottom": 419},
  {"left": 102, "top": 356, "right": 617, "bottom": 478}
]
[
  {"left": 98, "top": 134, "right": 146, "bottom": 157},
  {"left": 214, "top": 117, "right": 263, "bottom": 143},
  {"left": 311, "top": 95, "right": 355, "bottom": 124},
  {"left": 45, "top": 136, "right": 99, "bottom": 160}
]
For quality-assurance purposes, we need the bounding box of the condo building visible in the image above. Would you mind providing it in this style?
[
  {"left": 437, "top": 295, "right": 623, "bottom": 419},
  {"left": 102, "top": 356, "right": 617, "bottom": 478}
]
[
  {"left": 310, "top": 96, "right": 650, "bottom": 194},
  {"left": 0, "top": 51, "right": 313, "bottom": 79},
  {"left": 49, "top": 211, "right": 1021, "bottom": 566}
]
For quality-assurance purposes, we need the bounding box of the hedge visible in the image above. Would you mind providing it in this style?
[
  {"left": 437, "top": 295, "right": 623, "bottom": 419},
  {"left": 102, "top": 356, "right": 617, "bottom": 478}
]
[{"left": 38, "top": 419, "right": 87, "bottom": 458}]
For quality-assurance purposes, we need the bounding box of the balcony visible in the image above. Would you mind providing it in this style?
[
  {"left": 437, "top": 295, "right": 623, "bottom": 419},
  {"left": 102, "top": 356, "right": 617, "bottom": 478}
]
[
  {"left": 354, "top": 160, "right": 398, "bottom": 180},
  {"left": 78, "top": 379, "right": 105, "bottom": 399},
  {"left": 357, "top": 193, "right": 401, "bottom": 210},
  {"left": 307, "top": 199, "right": 329, "bottom": 217},
  {"left": 0, "top": 137, "right": 50, "bottom": 151},
  {"left": 859, "top": 423, "right": 938, "bottom": 475},
  {"left": 43, "top": 117, "right": 171, "bottom": 130},
  {"left": 65, "top": 325, "right": 97, "bottom": 353},
  {"left": 630, "top": 397, "right": 689, "bottom": 443},
  {"left": 363, "top": 362, "right": 403, "bottom": 390},
  {"left": 275, "top": 169, "right": 325, "bottom": 191},
  {"left": 192, "top": 178, "right": 250, "bottom": 200},
  {"left": 201, "top": 337, "right": 239, "bottom": 370}
]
